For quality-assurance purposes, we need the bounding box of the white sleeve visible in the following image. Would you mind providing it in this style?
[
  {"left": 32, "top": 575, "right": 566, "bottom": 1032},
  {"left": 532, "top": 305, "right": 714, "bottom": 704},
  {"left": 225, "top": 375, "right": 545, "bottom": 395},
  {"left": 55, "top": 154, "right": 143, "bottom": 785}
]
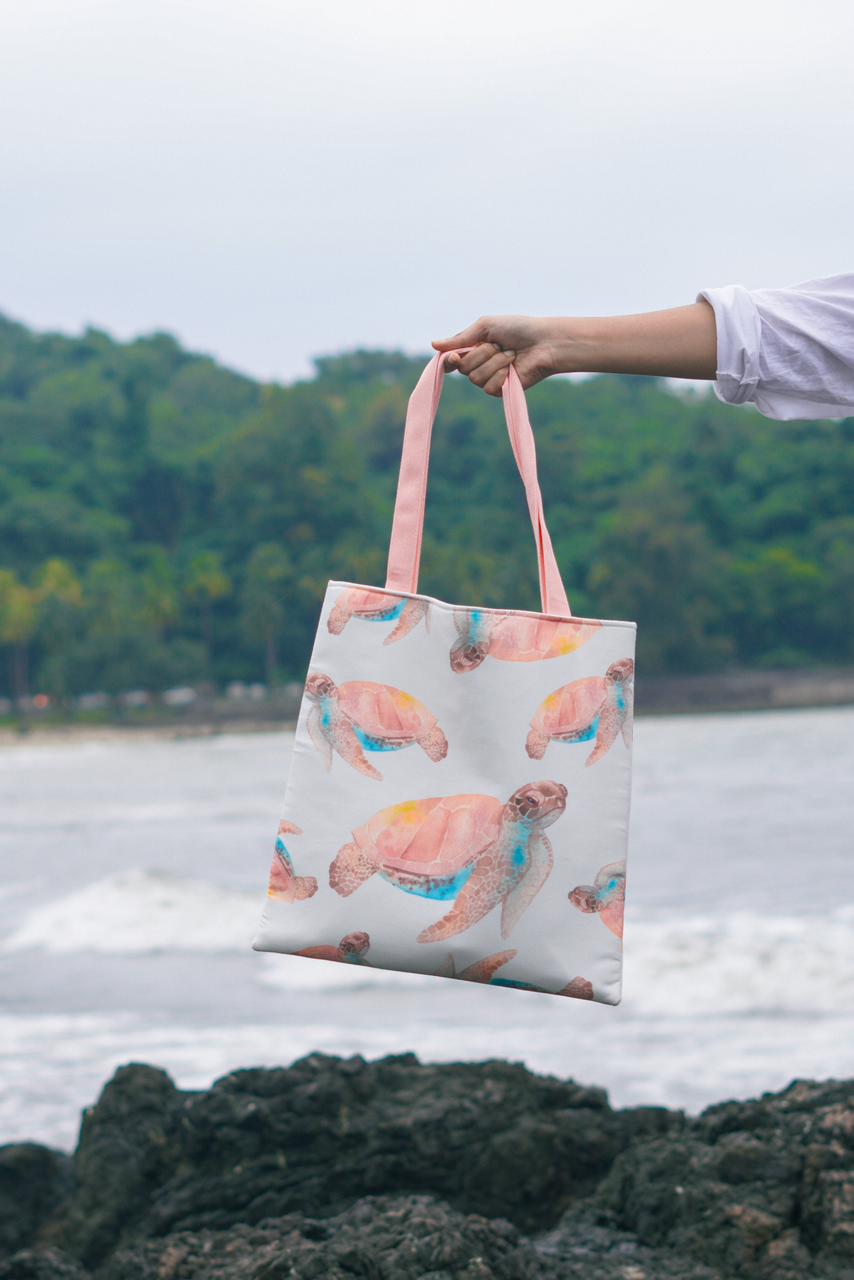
[{"left": 696, "top": 274, "right": 854, "bottom": 421}]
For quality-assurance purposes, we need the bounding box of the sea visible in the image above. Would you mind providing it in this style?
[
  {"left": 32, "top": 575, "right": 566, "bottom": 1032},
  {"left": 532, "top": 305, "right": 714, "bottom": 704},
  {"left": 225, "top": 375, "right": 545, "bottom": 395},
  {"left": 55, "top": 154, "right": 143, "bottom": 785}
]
[{"left": 2, "top": 707, "right": 853, "bottom": 1152}]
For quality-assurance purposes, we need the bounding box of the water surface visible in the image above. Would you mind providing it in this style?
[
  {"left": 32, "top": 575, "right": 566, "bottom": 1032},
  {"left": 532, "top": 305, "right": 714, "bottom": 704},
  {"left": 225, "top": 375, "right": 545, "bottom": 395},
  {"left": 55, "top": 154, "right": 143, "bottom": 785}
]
[{"left": 2, "top": 707, "right": 852, "bottom": 1149}]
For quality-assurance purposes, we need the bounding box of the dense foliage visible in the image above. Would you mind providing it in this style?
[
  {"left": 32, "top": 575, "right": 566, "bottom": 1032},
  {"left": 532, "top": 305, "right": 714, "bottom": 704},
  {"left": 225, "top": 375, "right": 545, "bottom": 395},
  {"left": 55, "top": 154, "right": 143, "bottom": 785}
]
[{"left": 1, "top": 313, "right": 852, "bottom": 699}]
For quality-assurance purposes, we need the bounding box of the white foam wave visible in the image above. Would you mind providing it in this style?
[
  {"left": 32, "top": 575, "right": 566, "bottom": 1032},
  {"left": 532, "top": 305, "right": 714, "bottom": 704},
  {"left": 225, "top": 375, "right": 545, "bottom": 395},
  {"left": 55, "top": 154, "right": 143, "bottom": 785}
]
[
  {"left": 5, "top": 871, "right": 854, "bottom": 1017},
  {"left": 0, "top": 868, "right": 442, "bottom": 990},
  {"left": 3, "top": 1002, "right": 853, "bottom": 1149},
  {"left": 2, "top": 870, "right": 262, "bottom": 953},
  {"left": 625, "top": 906, "right": 854, "bottom": 1016}
]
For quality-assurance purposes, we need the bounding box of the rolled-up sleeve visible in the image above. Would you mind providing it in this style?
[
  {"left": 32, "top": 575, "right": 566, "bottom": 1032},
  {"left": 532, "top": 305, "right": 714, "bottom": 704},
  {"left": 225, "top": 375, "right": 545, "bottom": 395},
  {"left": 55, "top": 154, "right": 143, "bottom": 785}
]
[{"left": 696, "top": 274, "right": 854, "bottom": 421}]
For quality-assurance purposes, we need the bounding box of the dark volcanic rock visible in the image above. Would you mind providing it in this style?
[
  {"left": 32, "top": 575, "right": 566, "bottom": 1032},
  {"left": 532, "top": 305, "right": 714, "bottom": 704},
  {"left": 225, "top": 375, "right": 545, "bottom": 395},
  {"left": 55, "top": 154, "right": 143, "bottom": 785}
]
[
  {"left": 0, "top": 1056, "right": 851, "bottom": 1279},
  {"left": 35, "top": 1053, "right": 676, "bottom": 1266},
  {"left": 100, "top": 1195, "right": 539, "bottom": 1280},
  {"left": 597, "top": 1077, "right": 854, "bottom": 1279},
  {"left": 67, "top": 1196, "right": 724, "bottom": 1280},
  {"left": 0, "top": 1246, "right": 88, "bottom": 1279},
  {"left": 0, "top": 1143, "right": 71, "bottom": 1256},
  {"left": 39, "top": 1063, "right": 183, "bottom": 1267}
]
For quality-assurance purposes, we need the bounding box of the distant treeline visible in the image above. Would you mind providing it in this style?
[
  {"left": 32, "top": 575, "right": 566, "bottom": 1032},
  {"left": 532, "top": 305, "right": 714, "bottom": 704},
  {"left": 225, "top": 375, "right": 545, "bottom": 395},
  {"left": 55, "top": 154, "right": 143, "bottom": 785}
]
[{"left": 1, "top": 313, "right": 853, "bottom": 700}]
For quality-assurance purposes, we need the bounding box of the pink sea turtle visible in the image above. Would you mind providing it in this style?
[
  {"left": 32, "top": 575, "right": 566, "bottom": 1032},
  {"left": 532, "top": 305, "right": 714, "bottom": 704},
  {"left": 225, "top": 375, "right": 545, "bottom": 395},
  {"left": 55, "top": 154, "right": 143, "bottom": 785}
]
[
  {"left": 456, "top": 950, "right": 519, "bottom": 983},
  {"left": 493, "top": 971, "right": 597, "bottom": 999},
  {"left": 569, "top": 861, "right": 626, "bottom": 938},
  {"left": 526, "top": 658, "right": 634, "bottom": 764},
  {"left": 328, "top": 781, "right": 567, "bottom": 943},
  {"left": 436, "top": 949, "right": 520, "bottom": 983},
  {"left": 439, "top": 950, "right": 594, "bottom": 999},
  {"left": 327, "top": 588, "right": 428, "bottom": 644},
  {"left": 560, "top": 977, "right": 594, "bottom": 1000},
  {"left": 450, "top": 608, "right": 598, "bottom": 673},
  {"left": 266, "top": 820, "right": 318, "bottom": 902},
  {"left": 305, "top": 673, "right": 447, "bottom": 781},
  {"left": 294, "top": 931, "right": 371, "bottom": 964}
]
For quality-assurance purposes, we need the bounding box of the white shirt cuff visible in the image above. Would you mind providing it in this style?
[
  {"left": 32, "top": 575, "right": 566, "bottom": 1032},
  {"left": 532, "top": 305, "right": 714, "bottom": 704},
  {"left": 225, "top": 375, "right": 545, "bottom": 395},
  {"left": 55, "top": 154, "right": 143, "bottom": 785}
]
[{"left": 696, "top": 285, "right": 762, "bottom": 408}]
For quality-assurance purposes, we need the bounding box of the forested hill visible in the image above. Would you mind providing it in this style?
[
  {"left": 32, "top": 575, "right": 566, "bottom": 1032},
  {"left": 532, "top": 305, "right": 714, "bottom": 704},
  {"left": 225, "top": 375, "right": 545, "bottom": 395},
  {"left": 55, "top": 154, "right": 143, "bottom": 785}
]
[{"left": 1, "top": 312, "right": 852, "bottom": 700}]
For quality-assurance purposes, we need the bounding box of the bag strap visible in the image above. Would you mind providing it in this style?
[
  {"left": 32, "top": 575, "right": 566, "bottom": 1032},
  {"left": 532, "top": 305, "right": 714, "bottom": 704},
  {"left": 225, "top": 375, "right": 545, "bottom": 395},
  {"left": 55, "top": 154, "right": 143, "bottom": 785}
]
[{"left": 384, "top": 348, "right": 572, "bottom": 617}]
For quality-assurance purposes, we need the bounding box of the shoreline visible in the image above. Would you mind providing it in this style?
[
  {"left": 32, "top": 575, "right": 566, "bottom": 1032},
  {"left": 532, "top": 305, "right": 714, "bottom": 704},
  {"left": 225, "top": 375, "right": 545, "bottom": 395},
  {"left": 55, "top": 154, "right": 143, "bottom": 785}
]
[
  {"left": 2, "top": 664, "right": 854, "bottom": 745},
  {"left": 0, "top": 719, "right": 292, "bottom": 746}
]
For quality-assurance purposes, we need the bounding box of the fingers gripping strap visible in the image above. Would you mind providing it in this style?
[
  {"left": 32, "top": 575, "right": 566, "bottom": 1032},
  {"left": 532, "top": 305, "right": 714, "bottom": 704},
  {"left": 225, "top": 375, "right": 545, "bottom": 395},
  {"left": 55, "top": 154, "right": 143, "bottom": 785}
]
[{"left": 384, "top": 350, "right": 572, "bottom": 618}]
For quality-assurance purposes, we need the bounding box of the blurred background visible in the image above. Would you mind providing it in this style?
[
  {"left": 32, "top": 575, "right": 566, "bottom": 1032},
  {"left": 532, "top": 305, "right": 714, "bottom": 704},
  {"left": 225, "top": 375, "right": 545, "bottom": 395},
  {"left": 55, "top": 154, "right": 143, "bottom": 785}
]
[{"left": 1, "top": 0, "right": 852, "bottom": 1150}]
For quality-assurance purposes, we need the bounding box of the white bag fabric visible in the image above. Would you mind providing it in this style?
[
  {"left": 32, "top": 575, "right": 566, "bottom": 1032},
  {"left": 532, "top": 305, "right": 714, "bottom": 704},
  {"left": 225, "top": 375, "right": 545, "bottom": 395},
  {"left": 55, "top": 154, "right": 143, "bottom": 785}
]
[{"left": 251, "top": 351, "right": 636, "bottom": 1004}]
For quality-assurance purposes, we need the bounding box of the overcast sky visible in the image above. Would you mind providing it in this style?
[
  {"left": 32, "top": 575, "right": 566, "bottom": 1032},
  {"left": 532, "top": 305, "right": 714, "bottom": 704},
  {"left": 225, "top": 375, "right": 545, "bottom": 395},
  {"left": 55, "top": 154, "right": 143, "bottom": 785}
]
[{"left": 2, "top": 0, "right": 852, "bottom": 383}]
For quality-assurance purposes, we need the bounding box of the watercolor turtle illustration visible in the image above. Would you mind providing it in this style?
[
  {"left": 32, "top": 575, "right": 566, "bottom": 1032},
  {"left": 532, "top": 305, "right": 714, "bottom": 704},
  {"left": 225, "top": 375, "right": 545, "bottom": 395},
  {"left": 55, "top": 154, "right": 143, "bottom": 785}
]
[
  {"left": 305, "top": 673, "right": 447, "bottom": 781},
  {"left": 526, "top": 658, "right": 635, "bottom": 764},
  {"left": 266, "top": 820, "right": 318, "bottom": 902},
  {"left": 450, "top": 608, "right": 598, "bottom": 673},
  {"left": 439, "top": 949, "right": 594, "bottom": 999},
  {"left": 329, "top": 781, "right": 567, "bottom": 943},
  {"left": 293, "top": 931, "right": 371, "bottom": 965},
  {"left": 489, "top": 972, "right": 596, "bottom": 999},
  {"left": 569, "top": 861, "right": 626, "bottom": 938},
  {"left": 327, "top": 588, "right": 428, "bottom": 644}
]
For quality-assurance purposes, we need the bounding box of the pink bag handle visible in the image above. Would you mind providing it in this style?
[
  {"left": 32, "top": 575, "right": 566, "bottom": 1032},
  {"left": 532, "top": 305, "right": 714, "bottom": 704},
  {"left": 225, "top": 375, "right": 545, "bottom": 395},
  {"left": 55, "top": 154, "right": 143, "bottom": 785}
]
[{"left": 385, "top": 349, "right": 573, "bottom": 618}]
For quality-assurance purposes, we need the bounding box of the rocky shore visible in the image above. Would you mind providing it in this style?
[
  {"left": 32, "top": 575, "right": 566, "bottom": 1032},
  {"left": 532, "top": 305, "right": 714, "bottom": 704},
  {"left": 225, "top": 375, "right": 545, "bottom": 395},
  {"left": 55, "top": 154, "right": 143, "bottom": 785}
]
[{"left": 1, "top": 1055, "right": 852, "bottom": 1279}]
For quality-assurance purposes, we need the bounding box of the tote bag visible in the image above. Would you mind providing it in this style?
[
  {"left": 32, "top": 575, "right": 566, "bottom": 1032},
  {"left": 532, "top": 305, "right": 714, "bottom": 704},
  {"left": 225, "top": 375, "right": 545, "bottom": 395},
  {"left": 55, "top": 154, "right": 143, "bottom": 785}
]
[{"left": 251, "top": 349, "right": 636, "bottom": 1004}]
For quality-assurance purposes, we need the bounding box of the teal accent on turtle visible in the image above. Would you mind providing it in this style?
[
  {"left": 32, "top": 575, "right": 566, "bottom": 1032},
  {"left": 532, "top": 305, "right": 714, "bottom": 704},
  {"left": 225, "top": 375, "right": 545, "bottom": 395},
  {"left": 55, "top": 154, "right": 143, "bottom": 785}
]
[
  {"left": 558, "top": 714, "right": 600, "bottom": 743},
  {"left": 274, "top": 839, "right": 294, "bottom": 871},
  {"left": 374, "top": 600, "right": 405, "bottom": 621},
  {"left": 380, "top": 861, "right": 475, "bottom": 900},
  {"left": 353, "top": 725, "right": 399, "bottom": 752},
  {"left": 469, "top": 609, "right": 486, "bottom": 641},
  {"left": 615, "top": 689, "right": 626, "bottom": 712}
]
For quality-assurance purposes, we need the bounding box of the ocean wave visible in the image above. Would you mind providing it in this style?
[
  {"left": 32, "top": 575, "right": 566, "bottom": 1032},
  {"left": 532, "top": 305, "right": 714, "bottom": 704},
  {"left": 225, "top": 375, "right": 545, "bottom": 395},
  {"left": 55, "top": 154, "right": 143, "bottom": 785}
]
[
  {"left": 2, "top": 800, "right": 273, "bottom": 829},
  {"left": 2, "top": 1001, "right": 853, "bottom": 1150},
  {"left": 625, "top": 906, "right": 854, "bottom": 1016},
  {"left": 4, "top": 870, "right": 853, "bottom": 1016},
  {"left": 2, "top": 869, "right": 262, "bottom": 954},
  {"left": 0, "top": 878, "right": 45, "bottom": 903}
]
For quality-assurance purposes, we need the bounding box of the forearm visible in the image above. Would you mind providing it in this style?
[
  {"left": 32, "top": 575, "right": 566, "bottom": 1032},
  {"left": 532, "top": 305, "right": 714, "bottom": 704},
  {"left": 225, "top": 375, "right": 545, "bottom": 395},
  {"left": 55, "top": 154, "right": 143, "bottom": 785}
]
[
  {"left": 547, "top": 301, "right": 718, "bottom": 381},
  {"left": 436, "top": 277, "right": 854, "bottom": 417}
]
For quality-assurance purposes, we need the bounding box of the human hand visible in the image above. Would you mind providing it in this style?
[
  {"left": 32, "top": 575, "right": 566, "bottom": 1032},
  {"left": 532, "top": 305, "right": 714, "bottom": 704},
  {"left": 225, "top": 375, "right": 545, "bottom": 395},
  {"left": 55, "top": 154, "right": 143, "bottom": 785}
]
[
  {"left": 431, "top": 315, "right": 569, "bottom": 396},
  {"left": 433, "top": 301, "right": 719, "bottom": 393}
]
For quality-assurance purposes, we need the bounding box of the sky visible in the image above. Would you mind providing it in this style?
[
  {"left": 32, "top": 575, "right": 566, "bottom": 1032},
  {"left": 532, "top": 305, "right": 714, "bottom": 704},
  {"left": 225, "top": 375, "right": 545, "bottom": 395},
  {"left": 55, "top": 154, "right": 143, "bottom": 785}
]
[{"left": 1, "top": 0, "right": 853, "bottom": 384}]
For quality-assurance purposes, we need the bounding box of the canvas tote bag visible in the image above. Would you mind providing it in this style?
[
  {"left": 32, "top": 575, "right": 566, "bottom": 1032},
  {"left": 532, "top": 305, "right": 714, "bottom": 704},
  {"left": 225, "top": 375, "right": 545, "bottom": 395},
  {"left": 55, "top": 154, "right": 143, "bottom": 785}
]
[{"left": 251, "top": 349, "right": 636, "bottom": 1004}]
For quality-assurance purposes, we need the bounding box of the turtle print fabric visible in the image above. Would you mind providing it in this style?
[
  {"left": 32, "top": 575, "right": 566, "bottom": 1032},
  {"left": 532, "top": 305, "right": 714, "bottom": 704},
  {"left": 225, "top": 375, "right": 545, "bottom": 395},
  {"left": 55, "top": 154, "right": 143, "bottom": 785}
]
[
  {"left": 304, "top": 673, "right": 448, "bottom": 781},
  {"left": 252, "top": 579, "right": 636, "bottom": 1005}
]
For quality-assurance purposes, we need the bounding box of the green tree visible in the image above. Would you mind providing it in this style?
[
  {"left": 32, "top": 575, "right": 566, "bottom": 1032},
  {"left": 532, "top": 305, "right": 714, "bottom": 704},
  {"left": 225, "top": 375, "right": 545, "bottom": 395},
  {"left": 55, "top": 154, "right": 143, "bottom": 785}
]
[
  {"left": 185, "top": 550, "right": 231, "bottom": 668},
  {"left": 729, "top": 546, "right": 826, "bottom": 666},
  {"left": 0, "top": 570, "right": 38, "bottom": 700},
  {"left": 240, "top": 544, "right": 294, "bottom": 684},
  {"left": 33, "top": 558, "right": 84, "bottom": 701},
  {"left": 138, "top": 548, "right": 180, "bottom": 636},
  {"left": 587, "top": 469, "right": 734, "bottom": 674},
  {"left": 1, "top": 312, "right": 852, "bottom": 698}
]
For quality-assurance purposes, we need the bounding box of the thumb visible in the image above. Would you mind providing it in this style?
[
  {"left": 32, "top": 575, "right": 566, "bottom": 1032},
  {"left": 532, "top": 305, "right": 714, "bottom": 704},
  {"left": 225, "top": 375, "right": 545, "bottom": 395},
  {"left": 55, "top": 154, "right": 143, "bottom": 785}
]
[{"left": 431, "top": 318, "right": 487, "bottom": 351}]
